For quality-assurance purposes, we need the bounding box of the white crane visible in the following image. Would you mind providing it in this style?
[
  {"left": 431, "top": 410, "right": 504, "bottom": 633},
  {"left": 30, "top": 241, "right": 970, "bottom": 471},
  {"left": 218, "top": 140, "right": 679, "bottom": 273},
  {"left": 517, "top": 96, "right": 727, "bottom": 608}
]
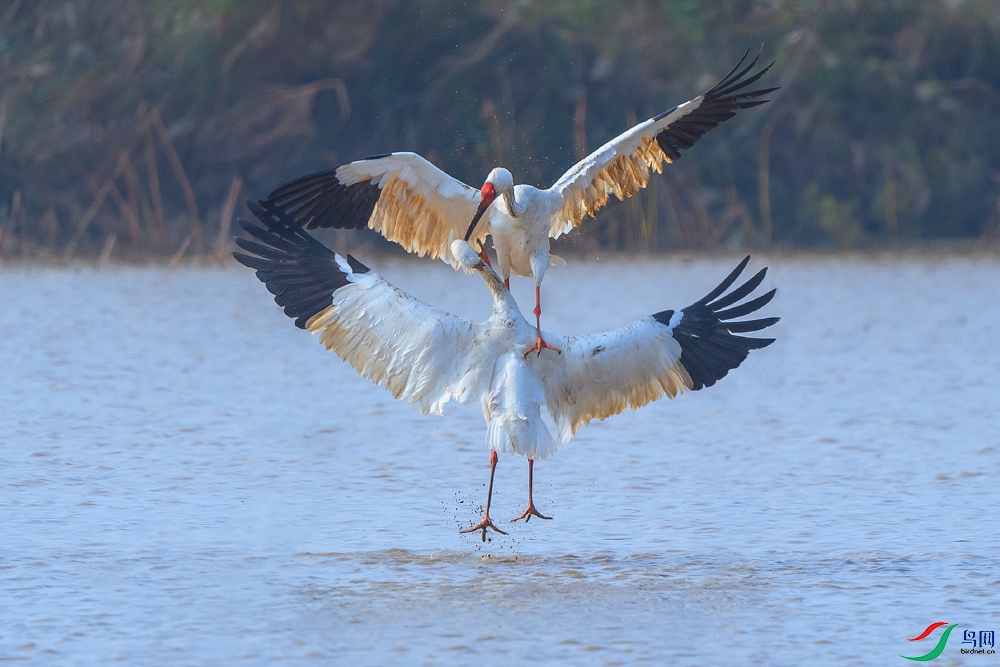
[
  {"left": 234, "top": 201, "right": 778, "bottom": 540},
  {"left": 262, "top": 48, "right": 776, "bottom": 357}
]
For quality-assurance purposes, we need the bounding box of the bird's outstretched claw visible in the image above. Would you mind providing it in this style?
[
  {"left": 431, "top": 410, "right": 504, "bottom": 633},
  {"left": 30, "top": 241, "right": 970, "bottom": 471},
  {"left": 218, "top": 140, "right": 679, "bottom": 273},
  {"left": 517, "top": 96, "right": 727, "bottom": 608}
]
[
  {"left": 523, "top": 334, "right": 562, "bottom": 357},
  {"left": 460, "top": 514, "right": 508, "bottom": 542},
  {"left": 511, "top": 502, "right": 552, "bottom": 523}
]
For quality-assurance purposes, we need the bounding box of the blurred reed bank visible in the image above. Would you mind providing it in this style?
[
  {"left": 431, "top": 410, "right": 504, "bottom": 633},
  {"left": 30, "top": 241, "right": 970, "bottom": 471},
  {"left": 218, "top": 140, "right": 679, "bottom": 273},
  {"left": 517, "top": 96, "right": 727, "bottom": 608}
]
[{"left": 1, "top": 0, "right": 999, "bottom": 259}]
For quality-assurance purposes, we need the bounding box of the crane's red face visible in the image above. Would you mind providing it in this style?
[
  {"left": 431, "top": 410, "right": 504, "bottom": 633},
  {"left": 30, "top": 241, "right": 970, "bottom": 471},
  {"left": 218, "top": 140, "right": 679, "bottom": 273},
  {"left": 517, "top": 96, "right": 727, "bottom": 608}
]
[
  {"left": 480, "top": 181, "right": 497, "bottom": 204},
  {"left": 464, "top": 181, "right": 499, "bottom": 241}
]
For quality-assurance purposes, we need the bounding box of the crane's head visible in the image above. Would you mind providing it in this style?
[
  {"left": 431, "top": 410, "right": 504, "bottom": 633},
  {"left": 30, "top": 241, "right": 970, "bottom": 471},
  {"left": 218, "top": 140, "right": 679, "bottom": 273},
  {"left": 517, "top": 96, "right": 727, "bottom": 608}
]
[
  {"left": 451, "top": 239, "right": 508, "bottom": 299},
  {"left": 451, "top": 239, "right": 483, "bottom": 270},
  {"left": 484, "top": 167, "right": 514, "bottom": 195},
  {"left": 464, "top": 168, "right": 513, "bottom": 242}
]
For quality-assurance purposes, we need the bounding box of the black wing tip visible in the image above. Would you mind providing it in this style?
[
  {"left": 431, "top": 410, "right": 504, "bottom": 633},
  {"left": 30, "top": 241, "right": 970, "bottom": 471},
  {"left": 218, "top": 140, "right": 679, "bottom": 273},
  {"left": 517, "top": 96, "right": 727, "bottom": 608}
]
[
  {"left": 261, "top": 165, "right": 382, "bottom": 231},
  {"left": 232, "top": 250, "right": 255, "bottom": 269},
  {"left": 724, "top": 316, "right": 781, "bottom": 333},
  {"left": 714, "top": 43, "right": 755, "bottom": 91},
  {"left": 704, "top": 45, "right": 775, "bottom": 101},
  {"left": 653, "top": 44, "right": 774, "bottom": 126},
  {"left": 715, "top": 287, "right": 777, "bottom": 321},
  {"left": 233, "top": 235, "right": 258, "bottom": 254},
  {"left": 246, "top": 199, "right": 265, "bottom": 217},
  {"left": 346, "top": 253, "right": 371, "bottom": 274},
  {"left": 698, "top": 255, "right": 751, "bottom": 305},
  {"left": 254, "top": 197, "right": 288, "bottom": 221},
  {"left": 704, "top": 261, "right": 776, "bottom": 323},
  {"left": 705, "top": 266, "right": 767, "bottom": 311},
  {"left": 234, "top": 200, "right": 363, "bottom": 328},
  {"left": 237, "top": 216, "right": 256, "bottom": 234},
  {"left": 663, "top": 257, "right": 778, "bottom": 391},
  {"left": 263, "top": 166, "right": 343, "bottom": 201}
]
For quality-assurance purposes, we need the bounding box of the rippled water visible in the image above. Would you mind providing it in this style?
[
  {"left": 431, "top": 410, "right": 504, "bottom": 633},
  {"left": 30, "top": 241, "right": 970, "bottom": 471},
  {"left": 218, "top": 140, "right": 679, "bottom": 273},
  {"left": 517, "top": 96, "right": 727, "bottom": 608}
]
[{"left": 2, "top": 255, "right": 999, "bottom": 665}]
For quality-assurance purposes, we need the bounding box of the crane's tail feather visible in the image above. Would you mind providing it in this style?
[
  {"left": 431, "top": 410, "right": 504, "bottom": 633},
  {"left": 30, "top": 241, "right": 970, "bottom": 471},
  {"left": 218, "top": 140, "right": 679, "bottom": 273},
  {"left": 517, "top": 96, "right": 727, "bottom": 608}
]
[
  {"left": 233, "top": 199, "right": 371, "bottom": 328},
  {"left": 652, "top": 258, "right": 778, "bottom": 391},
  {"left": 486, "top": 414, "right": 558, "bottom": 462}
]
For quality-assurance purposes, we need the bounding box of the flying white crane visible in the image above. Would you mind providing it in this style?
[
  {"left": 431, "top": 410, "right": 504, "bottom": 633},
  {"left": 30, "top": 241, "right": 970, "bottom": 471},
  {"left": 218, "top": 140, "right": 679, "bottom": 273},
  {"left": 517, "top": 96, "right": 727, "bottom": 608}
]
[
  {"left": 262, "top": 48, "right": 776, "bottom": 356},
  {"left": 234, "top": 201, "right": 778, "bottom": 540}
]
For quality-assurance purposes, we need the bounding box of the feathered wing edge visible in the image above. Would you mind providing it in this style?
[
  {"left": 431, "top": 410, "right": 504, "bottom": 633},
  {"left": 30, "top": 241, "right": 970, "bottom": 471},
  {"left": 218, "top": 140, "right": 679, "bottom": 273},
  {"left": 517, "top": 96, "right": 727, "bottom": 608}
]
[
  {"left": 543, "top": 256, "right": 778, "bottom": 440},
  {"left": 259, "top": 153, "right": 487, "bottom": 268},
  {"left": 261, "top": 166, "right": 382, "bottom": 232},
  {"left": 652, "top": 255, "right": 778, "bottom": 391},
  {"left": 548, "top": 46, "right": 776, "bottom": 238},
  {"left": 232, "top": 200, "right": 370, "bottom": 329},
  {"left": 651, "top": 46, "right": 778, "bottom": 162},
  {"left": 233, "top": 200, "right": 489, "bottom": 415}
]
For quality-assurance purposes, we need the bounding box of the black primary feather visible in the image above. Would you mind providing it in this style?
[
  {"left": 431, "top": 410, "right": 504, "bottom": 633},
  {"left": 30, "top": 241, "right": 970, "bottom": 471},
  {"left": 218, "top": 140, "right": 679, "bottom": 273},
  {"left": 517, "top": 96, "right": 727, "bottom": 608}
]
[
  {"left": 260, "top": 48, "right": 774, "bottom": 232},
  {"left": 652, "top": 257, "right": 778, "bottom": 391},
  {"left": 233, "top": 199, "right": 370, "bottom": 329},
  {"left": 653, "top": 45, "right": 777, "bottom": 162},
  {"left": 261, "top": 166, "right": 383, "bottom": 231}
]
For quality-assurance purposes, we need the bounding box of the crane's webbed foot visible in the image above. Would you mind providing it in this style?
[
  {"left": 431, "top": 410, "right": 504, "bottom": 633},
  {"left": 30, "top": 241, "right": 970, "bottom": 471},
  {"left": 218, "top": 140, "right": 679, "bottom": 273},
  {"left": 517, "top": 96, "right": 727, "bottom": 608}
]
[{"left": 460, "top": 514, "right": 508, "bottom": 542}]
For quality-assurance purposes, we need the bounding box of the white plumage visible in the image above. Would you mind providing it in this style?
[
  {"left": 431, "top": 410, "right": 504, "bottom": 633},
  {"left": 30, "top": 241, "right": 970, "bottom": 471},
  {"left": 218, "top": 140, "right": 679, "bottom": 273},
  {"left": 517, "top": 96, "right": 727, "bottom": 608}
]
[
  {"left": 262, "top": 48, "right": 776, "bottom": 355},
  {"left": 235, "top": 201, "right": 778, "bottom": 539}
]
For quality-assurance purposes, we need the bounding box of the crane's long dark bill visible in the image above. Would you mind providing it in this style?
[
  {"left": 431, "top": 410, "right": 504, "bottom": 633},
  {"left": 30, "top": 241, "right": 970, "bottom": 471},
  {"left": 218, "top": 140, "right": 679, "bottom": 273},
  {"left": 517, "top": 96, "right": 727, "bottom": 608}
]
[{"left": 464, "top": 200, "right": 490, "bottom": 241}]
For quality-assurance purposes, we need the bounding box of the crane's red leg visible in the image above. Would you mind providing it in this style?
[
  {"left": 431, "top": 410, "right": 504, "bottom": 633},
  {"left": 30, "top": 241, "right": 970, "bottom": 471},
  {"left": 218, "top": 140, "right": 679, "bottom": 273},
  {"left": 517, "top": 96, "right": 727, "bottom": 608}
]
[
  {"left": 479, "top": 248, "right": 492, "bottom": 267},
  {"left": 504, "top": 277, "right": 510, "bottom": 290},
  {"left": 460, "top": 450, "right": 507, "bottom": 541},
  {"left": 523, "top": 286, "right": 562, "bottom": 357},
  {"left": 511, "top": 459, "right": 551, "bottom": 522}
]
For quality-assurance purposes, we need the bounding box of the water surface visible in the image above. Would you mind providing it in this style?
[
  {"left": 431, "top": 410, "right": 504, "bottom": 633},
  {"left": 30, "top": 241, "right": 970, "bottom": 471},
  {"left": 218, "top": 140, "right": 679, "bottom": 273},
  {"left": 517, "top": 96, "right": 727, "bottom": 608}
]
[{"left": 2, "top": 256, "right": 998, "bottom": 665}]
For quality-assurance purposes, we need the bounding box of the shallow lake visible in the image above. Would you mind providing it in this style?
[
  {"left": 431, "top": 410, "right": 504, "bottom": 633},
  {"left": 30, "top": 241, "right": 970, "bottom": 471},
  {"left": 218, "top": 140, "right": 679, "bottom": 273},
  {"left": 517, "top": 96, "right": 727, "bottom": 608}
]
[{"left": 2, "top": 254, "right": 999, "bottom": 665}]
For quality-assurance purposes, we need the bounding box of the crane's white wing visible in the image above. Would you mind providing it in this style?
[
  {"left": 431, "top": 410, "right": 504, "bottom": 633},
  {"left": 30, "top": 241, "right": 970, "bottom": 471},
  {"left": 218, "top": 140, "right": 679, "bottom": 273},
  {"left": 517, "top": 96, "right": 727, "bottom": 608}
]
[
  {"left": 540, "top": 257, "right": 778, "bottom": 441},
  {"left": 234, "top": 201, "right": 493, "bottom": 415},
  {"left": 262, "top": 152, "right": 488, "bottom": 269},
  {"left": 547, "top": 48, "right": 776, "bottom": 239}
]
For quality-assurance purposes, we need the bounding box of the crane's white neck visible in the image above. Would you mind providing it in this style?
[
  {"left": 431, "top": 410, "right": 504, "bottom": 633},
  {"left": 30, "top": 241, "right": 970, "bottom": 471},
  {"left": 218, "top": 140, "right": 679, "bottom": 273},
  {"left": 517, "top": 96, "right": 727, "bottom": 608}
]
[
  {"left": 476, "top": 262, "right": 520, "bottom": 314},
  {"left": 502, "top": 188, "right": 519, "bottom": 218},
  {"left": 450, "top": 238, "right": 520, "bottom": 317}
]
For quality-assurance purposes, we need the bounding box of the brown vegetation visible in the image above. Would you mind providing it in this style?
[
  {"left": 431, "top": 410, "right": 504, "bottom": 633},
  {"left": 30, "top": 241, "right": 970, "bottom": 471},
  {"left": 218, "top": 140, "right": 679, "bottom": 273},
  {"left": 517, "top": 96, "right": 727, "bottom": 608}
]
[{"left": 1, "top": 1, "right": 999, "bottom": 260}]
